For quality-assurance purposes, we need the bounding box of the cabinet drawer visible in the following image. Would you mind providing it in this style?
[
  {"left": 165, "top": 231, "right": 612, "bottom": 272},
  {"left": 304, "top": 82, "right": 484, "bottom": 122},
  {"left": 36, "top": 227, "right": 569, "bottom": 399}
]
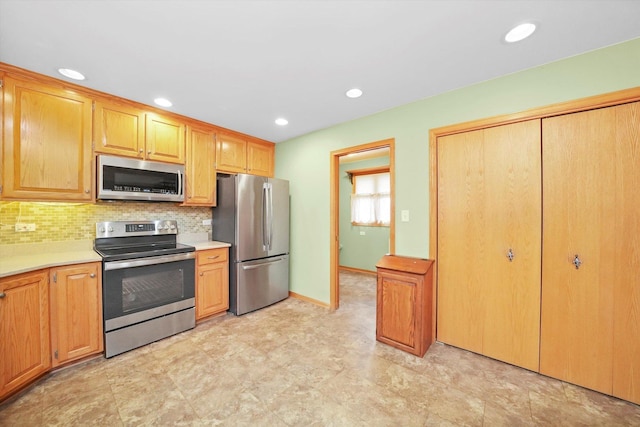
[{"left": 197, "top": 248, "right": 228, "bottom": 266}]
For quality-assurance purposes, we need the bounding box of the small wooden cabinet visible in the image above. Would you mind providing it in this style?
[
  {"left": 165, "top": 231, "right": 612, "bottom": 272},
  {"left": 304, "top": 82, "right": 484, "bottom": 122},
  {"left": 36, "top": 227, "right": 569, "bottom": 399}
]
[
  {"left": 216, "top": 133, "right": 247, "bottom": 173},
  {"left": 247, "top": 140, "right": 275, "bottom": 177},
  {"left": 145, "top": 113, "right": 186, "bottom": 164},
  {"left": 183, "top": 126, "right": 217, "bottom": 206},
  {"left": 94, "top": 100, "right": 146, "bottom": 158},
  {"left": 195, "top": 248, "right": 229, "bottom": 320},
  {"left": 0, "top": 270, "right": 51, "bottom": 400},
  {"left": 94, "top": 101, "right": 185, "bottom": 164},
  {"left": 1, "top": 76, "right": 93, "bottom": 201},
  {"left": 216, "top": 133, "right": 275, "bottom": 177},
  {"left": 376, "top": 255, "right": 434, "bottom": 357},
  {"left": 49, "top": 262, "right": 103, "bottom": 367}
]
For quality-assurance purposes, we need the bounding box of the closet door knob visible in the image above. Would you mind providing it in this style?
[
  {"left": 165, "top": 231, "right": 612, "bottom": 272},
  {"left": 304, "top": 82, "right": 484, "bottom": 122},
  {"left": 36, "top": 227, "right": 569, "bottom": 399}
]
[
  {"left": 573, "top": 254, "right": 582, "bottom": 270},
  {"left": 507, "top": 248, "right": 514, "bottom": 262}
]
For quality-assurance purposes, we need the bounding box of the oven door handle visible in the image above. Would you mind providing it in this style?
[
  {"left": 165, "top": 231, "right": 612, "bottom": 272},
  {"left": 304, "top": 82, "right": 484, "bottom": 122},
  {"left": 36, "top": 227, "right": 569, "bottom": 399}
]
[{"left": 104, "top": 252, "right": 195, "bottom": 271}]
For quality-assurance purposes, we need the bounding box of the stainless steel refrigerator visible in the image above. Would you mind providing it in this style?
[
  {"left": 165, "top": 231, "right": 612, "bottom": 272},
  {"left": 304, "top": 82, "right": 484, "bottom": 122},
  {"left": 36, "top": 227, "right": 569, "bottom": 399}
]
[{"left": 212, "top": 173, "right": 290, "bottom": 315}]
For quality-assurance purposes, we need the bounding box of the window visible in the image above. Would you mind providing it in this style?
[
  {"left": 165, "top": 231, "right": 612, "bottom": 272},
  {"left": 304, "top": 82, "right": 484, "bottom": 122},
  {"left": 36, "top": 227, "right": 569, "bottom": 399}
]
[{"left": 349, "top": 167, "right": 390, "bottom": 226}]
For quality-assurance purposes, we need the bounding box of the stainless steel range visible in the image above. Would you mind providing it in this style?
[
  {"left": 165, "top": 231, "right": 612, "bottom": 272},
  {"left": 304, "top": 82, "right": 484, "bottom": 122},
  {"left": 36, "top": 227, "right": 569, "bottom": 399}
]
[{"left": 94, "top": 220, "right": 196, "bottom": 358}]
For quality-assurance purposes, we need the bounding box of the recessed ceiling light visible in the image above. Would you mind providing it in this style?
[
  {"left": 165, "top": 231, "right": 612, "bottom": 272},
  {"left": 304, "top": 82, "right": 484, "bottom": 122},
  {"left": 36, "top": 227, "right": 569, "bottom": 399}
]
[
  {"left": 346, "top": 88, "right": 363, "bottom": 98},
  {"left": 154, "top": 97, "right": 173, "bottom": 107},
  {"left": 505, "top": 22, "right": 536, "bottom": 43},
  {"left": 58, "top": 68, "right": 85, "bottom": 80},
  {"left": 275, "top": 118, "right": 288, "bottom": 126}
]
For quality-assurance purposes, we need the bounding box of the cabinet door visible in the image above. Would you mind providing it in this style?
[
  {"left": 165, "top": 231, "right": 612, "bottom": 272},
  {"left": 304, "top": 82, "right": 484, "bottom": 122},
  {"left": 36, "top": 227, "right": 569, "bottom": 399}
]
[
  {"left": 216, "top": 133, "right": 247, "bottom": 173},
  {"left": 541, "top": 102, "right": 640, "bottom": 401},
  {"left": 376, "top": 269, "right": 420, "bottom": 353},
  {"left": 0, "top": 270, "right": 51, "bottom": 400},
  {"left": 49, "top": 263, "right": 103, "bottom": 367},
  {"left": 437, "top": 120, "right": 541, "bottom": 370},
  {"left": 2, "top": 77, "right": 93, "bottom": 201},
  {"left": 94, "top": 101, "right": 145, "bottom": 158},
  {"left": 145, "top": 113, "right": 185, "bottom": 164},
  {"left": 247, "top": 140, "right": 274, "bottom": 177},
  {"left": 196, "top": 249, "right": 229, "bottom": 320},
  {"left": 184, "top": 126, "right": 216, "bottom": 206}
]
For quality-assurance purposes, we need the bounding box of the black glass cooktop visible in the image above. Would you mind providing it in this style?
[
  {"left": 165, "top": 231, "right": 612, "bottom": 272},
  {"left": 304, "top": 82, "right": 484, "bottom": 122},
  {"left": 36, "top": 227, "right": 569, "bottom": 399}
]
[{"left": 94, "top": 237, "right": 194, "bottom": 261}]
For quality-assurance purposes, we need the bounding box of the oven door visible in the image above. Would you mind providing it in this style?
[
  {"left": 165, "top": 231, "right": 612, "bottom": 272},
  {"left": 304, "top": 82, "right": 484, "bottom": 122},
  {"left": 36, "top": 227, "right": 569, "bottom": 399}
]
[{"left": 103, "top": 252, "right": 195, "bottom": 332}]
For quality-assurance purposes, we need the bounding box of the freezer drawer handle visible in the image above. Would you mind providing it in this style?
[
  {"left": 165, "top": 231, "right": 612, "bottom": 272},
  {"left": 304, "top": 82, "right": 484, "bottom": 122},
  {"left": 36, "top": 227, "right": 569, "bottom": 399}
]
[{"left": 241, "top": 258, "right": 286, "bottom": 270}]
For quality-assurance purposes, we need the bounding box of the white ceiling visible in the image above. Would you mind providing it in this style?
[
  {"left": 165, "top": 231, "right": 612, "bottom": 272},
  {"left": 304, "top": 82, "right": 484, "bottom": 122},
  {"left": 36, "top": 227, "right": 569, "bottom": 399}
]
[{"left": 1, "top": 1, "right": 640, "bottom": 143}]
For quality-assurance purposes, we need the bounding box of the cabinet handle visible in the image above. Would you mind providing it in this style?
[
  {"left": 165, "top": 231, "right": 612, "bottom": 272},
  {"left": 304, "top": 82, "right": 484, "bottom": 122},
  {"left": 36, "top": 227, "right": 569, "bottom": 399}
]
[
  {"left": 85, "top": 189, "right": 90, "bottom": 194},
  {"left": 147, "top": 150, "right": 151, "bottom": 154},
  {"left": 0, "top": 292, "right": 5, "bottom": 298},
  {"left": 207, "top": 256, "right": 219, "bottom": 260},
  {"left": 90, "top": 273, "right": 96, "bottom": 278},
  {"left": 199, "top": 272, "right": 203, "bottom": 276},
  {"left": 507, "top": 248, "right": 514, "bottom": 262},
  {"left": 139, "top": 148, "right": 143, "bottom": 153},
  {"left": 573, "top": 254, "right": 582, "bottom": 270}
]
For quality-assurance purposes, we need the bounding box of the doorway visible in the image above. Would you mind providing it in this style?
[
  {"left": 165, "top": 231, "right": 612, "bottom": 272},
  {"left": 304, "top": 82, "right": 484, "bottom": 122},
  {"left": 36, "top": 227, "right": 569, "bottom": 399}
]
[{"left": 329, "top": 138, "right": 396, "bottom": 310}]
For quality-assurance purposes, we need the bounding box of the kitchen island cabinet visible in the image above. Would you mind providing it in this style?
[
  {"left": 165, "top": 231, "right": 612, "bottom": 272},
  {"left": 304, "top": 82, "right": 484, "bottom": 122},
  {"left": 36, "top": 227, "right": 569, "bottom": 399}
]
[
  {"left": 195, "top": 247, "right": 229, "bottom": 320},
  {"left": 0, "top": 269, "right": 51, "bottom": 400},
  {"left": 1, "top": 76, "right": 93, "bottom": 201},
  {"left": 49, "top": 262, "right": 103, "bottom": 368}
]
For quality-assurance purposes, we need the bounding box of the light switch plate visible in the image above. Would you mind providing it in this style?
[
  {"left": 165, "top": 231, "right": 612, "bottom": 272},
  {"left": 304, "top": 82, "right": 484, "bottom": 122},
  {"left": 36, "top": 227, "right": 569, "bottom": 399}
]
[{"left": 401, "top": 210, "right": 410, "bottom": 222}]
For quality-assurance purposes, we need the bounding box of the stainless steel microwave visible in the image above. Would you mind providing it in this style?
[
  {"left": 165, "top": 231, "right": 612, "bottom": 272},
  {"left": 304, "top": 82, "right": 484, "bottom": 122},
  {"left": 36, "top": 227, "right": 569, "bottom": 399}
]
[{"left": 97, "top": 155, "right": 185, "bottom": 202}]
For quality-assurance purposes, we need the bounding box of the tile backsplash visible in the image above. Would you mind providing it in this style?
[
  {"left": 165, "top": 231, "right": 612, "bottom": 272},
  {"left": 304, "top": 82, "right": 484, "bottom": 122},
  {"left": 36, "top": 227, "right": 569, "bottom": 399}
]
[{"left": 0, "top": 201, "right": 212, "bottom": 245}]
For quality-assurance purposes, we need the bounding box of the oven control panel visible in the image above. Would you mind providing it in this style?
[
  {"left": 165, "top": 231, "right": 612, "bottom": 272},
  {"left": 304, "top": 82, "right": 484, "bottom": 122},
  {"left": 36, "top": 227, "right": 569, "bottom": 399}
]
[{"left": 96, "top": 220, "right": 178, "bottom": 238}]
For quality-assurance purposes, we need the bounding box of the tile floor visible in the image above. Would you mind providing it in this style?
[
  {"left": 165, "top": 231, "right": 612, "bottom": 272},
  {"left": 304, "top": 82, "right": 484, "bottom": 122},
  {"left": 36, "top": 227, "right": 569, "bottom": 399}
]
[{"left": 1, "top": 270, "right": 639, "bottom": 426}]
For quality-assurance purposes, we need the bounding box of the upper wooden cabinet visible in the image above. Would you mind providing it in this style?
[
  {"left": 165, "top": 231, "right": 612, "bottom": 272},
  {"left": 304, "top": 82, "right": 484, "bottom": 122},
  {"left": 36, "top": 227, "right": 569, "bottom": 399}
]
[
  {"left": 216, "top": 133, "right": 274, "bottom": 177},
  {"left": 145, "top": 113, "right": 186, "bottom": 164},
  {"left": 247, "top": 140, "right": 275, "bottom": 177},
  {"left": 0, "top": 269, "right": 51, "bottom": 400},
  {"left": 1, "top": 76, "right": 93, "bottom": 201},
  {"left": 94, "top": 101, "right": 145, "bottom": 158},
  {"left": 94, "top": 101, "right": 185, "bottom": 164},
  {"left": 183, "top": 125, "right": 216, "bottom": 206},
  {"left": 216, "top": 133, "right": 247, "bottom": 173}
]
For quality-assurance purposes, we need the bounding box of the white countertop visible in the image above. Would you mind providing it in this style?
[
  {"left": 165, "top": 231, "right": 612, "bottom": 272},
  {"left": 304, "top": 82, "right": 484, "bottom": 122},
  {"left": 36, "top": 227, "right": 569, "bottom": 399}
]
[{"left": 0, "top": 236, "right": 231, "bottom": 278}]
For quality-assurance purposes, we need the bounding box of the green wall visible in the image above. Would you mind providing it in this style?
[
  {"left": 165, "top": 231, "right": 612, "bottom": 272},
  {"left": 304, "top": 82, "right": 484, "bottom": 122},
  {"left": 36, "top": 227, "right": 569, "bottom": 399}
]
[
  {"left": 339, "top": 156, "right": 390, "bottom": 272},
  {"left": 275, "top": 37, "right": 640, "bottom": 304}
]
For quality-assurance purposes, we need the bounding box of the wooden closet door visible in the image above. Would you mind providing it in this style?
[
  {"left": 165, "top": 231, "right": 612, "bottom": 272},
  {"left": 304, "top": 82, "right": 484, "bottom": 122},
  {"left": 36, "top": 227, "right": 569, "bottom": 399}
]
[
  {"left": 481, "top": 121, "right": 541, "bottom": 371},
  {"left": 437, "top": 120, "right": 541, "bottom": 370},
  {"left": 611, "top": 101, "right": 640, "bottom": 404},
  {"left": 437, "top": 128, "right": 486, "bottom": 355},
  {"left": 540, "top": 106, "right": 618, "bottom": 394}
]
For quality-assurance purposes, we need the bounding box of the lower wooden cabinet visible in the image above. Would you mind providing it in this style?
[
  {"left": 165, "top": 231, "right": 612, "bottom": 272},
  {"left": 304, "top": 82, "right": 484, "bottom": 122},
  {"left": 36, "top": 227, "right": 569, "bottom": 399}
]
[
  {"left": 0, "top": 270, "right": 51, "bottom": 400},
  {"left": 375, "top": 255, "right": 434, "bottom": 357},
  {"left": 0, "top": 262, "right": 104, "bottom": 402},
  {"left": 196, "top": 248, "right": 229, "bottom": 320},
  {"left": 49, "top": 262, "right": 103, "bottom": 367}
]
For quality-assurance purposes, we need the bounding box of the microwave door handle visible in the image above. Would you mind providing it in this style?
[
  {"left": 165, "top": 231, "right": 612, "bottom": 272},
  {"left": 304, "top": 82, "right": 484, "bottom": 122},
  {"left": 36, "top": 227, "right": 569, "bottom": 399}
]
[{"left": 178, "top": 170, "right": 183, "bottom": 196}]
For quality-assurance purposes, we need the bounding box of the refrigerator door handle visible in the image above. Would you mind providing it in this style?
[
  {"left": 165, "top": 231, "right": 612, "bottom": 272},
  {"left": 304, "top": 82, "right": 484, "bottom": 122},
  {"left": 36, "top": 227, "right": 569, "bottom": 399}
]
[
  {"left": 241, "top": 257, "right": 286, "bottom": 270},
  {"left": 268, "top": 183, "right": 274, "bottom": 251},
  {"left": 262, "top": 183, "right": 269, "bottom": 250}
]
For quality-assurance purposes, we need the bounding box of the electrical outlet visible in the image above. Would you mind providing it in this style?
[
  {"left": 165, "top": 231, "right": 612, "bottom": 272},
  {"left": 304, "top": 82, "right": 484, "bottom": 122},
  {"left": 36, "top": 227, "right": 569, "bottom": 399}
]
[
  {"left": 401, "top": 210, "right": 410, "bottom": 222},
  {"left": 359, "top": 231, "right": 366, "bottom": 236},
  {"left": 202, "top": 219, "right": 212, "bottom": 226},
  {"left": 15, "top": 223, "right": 37, "bottom": 232}
]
